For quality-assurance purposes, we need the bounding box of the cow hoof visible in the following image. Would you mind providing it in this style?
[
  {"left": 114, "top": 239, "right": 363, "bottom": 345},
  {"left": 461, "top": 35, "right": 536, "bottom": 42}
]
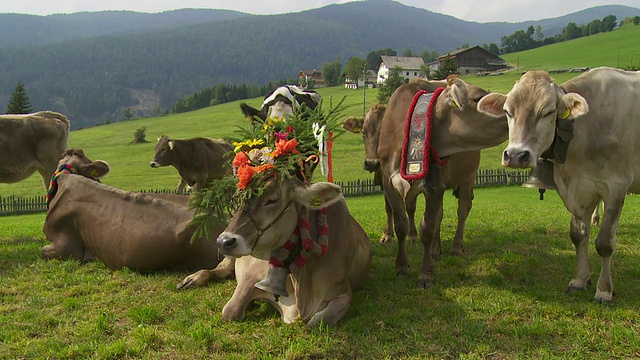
[
  {"left": 565, "top": 285, "right": 587, "bottom": 294},
  {"left": 396, "top": 267, "right": 409, "bottom": 276},
  {"left": 407, "top": 234, "right": 419, "bottom": 244},
  {"left": 379, "top": 235, "right": 393, "bottom": 244},
  {"left": 417, "top": 277, "right": 434, "bottom": 289},
  {"left": 449, "top": 249, "right": 464, "bottom": 257},
  {"left": 593, "top": 289, "right": 615, "bottom": 304}
]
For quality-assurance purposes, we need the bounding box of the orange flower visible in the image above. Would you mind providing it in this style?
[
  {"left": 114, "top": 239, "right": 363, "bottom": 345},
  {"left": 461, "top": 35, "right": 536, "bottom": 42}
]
[
  {"left": 232, "top": 152, "right": 249, "bottom": 168},
  {"left": 272, "top": 138, "right": 300, "bottom": 158},
  {"left": 236, "top": 163, "right": 274, "bottom": 190}
]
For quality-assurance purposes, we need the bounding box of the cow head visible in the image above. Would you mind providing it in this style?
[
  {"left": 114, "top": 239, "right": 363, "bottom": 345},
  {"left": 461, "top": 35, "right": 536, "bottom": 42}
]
[
  {"left": 240, "top": 85, "right": 321, "bottom": 123},
  {"left": 343, "top": 104, "right": 386, "bottom": 172},
  {"left": 216, "top": 177, "right": 343, "bottom": 260},
  {"left": 426, "top": 75, "right": 510, "bottom": 157},
  {"left": 150, "top": 135, "right": 175, "bottom": 168},
  {"left": 477, "top": 71, "right": 589, "bottom": 168},
  {"left": 58, "top": 148, "right": 110, "bottom": 181}
]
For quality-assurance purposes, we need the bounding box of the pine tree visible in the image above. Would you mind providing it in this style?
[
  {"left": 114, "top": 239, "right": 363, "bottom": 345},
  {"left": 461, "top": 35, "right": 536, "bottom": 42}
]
[{"left": 5, "top": 82, "right": 34, "bottom": 114}]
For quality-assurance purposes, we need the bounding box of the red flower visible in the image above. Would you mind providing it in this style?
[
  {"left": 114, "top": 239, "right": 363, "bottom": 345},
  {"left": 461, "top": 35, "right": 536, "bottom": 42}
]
[
  {"left": 236, "top": 163, "right": 274, "bottom": 190},
  {"left": 273, "top": 138, "right": 300, "bottom": 158},
  {"left": 233, "top": 152, "right": 249, "bottom": 168}
]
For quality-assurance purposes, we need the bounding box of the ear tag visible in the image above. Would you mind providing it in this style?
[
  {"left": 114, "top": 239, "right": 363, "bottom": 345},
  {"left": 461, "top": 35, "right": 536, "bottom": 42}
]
[
  {"left": 450, "top": 99, "right": 460, "bottom": 110},
  {"left": 168, "top": 141, "right": 174, "bottom": 150},
  {"left": 310, "top": 196, "right": 322, "bottom": 208},
  {"left": 90, "top": 170, "right": 99, "bottom": 177},
  {"left": 353, "top": 126, "right": 362, "bottom": 133},
  {"left": 558, "top": 109, "right": 571, "bottom": 119}
]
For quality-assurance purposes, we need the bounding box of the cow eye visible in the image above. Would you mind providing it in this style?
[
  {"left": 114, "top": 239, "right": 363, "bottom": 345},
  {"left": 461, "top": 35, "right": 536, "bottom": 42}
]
[{"left": 543, "top": 110, "right": 555, "bottom": 118}]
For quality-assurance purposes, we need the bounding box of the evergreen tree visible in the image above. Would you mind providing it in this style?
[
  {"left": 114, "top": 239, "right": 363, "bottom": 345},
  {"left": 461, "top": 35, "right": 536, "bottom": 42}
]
[
  {"left": 377, "top": 67, "right": 406, "bottom": 104},
  {"left": 433, "top": 55, "right": 458, "bottom": 80},
  {"left": 5, "top": 82, "right": 34, "bottom": 114}
]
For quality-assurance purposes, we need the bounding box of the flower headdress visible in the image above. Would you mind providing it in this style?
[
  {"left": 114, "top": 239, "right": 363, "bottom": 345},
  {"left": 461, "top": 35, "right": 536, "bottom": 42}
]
[{"left": 189, "top": 96, "right": 345, "bottom": 240}]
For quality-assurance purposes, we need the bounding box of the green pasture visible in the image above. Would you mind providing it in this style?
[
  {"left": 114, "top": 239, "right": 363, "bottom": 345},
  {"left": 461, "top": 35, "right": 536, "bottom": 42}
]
[
  {"left": 2, "top": 188, "right": 640, "bottom": 358},
  {"left": 2, "top": 23, "right": 640, "bottom": 358}
]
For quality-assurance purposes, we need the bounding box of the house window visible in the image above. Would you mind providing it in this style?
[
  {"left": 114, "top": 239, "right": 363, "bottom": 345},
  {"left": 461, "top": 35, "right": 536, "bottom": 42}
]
[
  {"left": 414, "top": 72, "right": 417, "bottom": 76},
  {"left": 406, "top": 72, "right": 409, "bottom": 76}
]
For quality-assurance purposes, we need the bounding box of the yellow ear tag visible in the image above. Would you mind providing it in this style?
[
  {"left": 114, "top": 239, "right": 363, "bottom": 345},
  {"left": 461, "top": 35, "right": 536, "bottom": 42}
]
[
  {"left": 559, "top": 109, "right": 571, "bottom": 120},
  {"left": 310, "top": 196, "right": 322, "bottom": 208},
  {"left": 353, "top": 126, "right": 362, "bottom": 133},
  {"left": 450, "top": 99, "right": 459, "bottom": 110},
  {"left": 90, "top": 170, "right": 99, "bottom": 177}
]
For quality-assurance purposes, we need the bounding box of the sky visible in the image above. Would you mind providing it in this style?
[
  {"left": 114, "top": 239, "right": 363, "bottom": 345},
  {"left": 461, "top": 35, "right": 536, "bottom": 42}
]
[{"left": 0, "top": 0, "right": 638, "bottom": 23}]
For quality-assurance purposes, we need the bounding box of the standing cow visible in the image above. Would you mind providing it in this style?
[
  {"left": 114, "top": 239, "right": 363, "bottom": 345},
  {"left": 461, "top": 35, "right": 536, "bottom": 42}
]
[
  {"left": 343, "top": 100, "right": 480, "bottom": 261},
  {"left": 44, "top": 148, "right": 232, "bottom": 278},
  {"left": 0, "top": 111, "right": 70, "bottom": 189},
  {"left": 150, "top": 135, "right": 233, "bottom": 193},
  {"left": 478, "top": 67, "right": 640, "bottom": 302},
  {"left": 240, "top": 85, "right": 321, "bottom": 122},
  {"left": 214, "top": 177, "right": 372, "bottom": 327}
]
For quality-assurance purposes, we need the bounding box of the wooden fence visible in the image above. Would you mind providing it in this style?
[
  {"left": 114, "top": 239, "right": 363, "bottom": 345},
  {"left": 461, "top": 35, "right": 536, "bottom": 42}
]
[{"left": 0, "top": 169, "right": 530, "bottom": 216}]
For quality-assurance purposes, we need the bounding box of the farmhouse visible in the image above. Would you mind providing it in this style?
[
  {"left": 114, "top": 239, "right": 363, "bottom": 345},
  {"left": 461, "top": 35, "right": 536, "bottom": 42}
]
[
  {"left": 345, "top": 70, "right": 378, "bottom": 89},
  {"left": 298, "top": 69, "right": 326, "bottom": 88},
  {"left": 437, "top": 46, "right": 507, "bottom": 75},
  {"left": 377, "top": 56, "right": 425, "bottom": 85}
]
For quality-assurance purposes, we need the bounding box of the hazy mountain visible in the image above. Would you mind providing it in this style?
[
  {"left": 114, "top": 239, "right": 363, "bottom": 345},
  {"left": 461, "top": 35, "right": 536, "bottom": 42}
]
[{"left": 0, "top": 0, "right": 638, "bottom": 128}]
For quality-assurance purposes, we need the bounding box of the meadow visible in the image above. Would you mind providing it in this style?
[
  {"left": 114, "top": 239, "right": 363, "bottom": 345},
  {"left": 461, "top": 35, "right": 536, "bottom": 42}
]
[{"left": 2, "top": 24, "right": 640, "bottom": 359}]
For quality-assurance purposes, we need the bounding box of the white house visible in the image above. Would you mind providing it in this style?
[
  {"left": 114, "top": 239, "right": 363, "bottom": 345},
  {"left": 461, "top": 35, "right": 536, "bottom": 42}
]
[
  {"left": 344, "top": 70, "right": 378, "bottom": 89},
  {"left": 377, "top": 56, "right": 425, "bottom": 84}
]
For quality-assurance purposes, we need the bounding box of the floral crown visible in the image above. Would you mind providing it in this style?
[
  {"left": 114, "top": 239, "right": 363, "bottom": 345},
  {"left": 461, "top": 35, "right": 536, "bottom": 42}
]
[{"left": 189, "top": 97, "right": 345, "bottom": 239}]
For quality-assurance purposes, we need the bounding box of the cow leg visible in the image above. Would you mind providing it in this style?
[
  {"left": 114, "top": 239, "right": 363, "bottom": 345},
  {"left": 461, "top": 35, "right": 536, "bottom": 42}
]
[
  {"left": 593, "top": 195, "right": 624, "bottom": 303},
  {"left": 307, "top": 292, "right": 352, "bottom": 327},
  {"left": 451, "top": 186, "right": 474, "bottom": 256},
  {"left": 385, "top": 179, "right": 410, "bottom": 276},
  {"left": 406, "top": 192, "right": 419, "bottom": 243},
  {"left": 176, "top": 178, "right": 187, "bottom": 194},
  {"left": 380, "top": 193, "right": 394, "bottom": 244},
  {"left": 567, "top": 215, "right": 592, "bottom": 293},
  {"left": 41, "top": 232, "right": 85, "bottom": 261},
  {"left": 222, "top": 258, "right": 274, "bottom": 321},
  {"left": 37, "top": 168, "right": 54, "bottom": 190},
  {"left": 176, "top": 257, "right": 236, "bottom": 289},
  {"left": 418, "top": 189, "right": 444, "bottom": 288}
]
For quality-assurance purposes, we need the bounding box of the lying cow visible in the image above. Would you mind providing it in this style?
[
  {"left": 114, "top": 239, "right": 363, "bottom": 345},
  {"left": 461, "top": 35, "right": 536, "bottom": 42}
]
[
  {"left": 478, "top": 67, "right": 640, "bottom": 302},
  {"left": 377, "top": 77, "right": 508, "bottom": 289},
  {"left": 214, "top": 177, "right": 372, "bottom": 327},
  {"left": 150, "top": 135, "right": 233, "bottom": 193},
  {"left": 343, "top": 101, "right": 480, "bottom": 261},
  {"left": 0, "top": 111, "right": 70, "bottom": 189},
  {"left": 240, "top": 85, "right": 321, "bottom": 122},
  {"left": 44, "top": 148, "right": 232, "bottom": 277}
]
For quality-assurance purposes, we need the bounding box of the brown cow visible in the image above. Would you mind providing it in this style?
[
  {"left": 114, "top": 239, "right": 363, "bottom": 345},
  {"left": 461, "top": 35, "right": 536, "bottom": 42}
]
[
  {"left": 343, "top": 102, "right": 479, "bottom": 262},
  {"left": 150, "top": 135, "right": 233, "bottom": 193},
  {"left": 478, "top": 67, "right": 640, "bottom": 302},
  {"left": 44, "top": 148, "right": 232, "bottom": 277},
  {"left": 377, "top": 77, "right": 508, "bottom": 289},
  {"left": 214, "top": 177, "right": 372, "bottom": 327},
  {"left": 0, "top": 111, "right": 70, "bottom": 189}
]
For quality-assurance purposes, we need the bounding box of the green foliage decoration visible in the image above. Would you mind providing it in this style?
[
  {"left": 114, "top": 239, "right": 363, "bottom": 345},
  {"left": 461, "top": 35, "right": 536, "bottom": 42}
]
[{"left": 189, "top": 97, "right": 346, "bottom": 241}]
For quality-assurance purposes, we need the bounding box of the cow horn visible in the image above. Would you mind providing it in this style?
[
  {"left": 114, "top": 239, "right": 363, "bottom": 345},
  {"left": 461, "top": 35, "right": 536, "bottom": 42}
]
[{"left": 255, "top": 266, "right": 289, "bottom": 298}]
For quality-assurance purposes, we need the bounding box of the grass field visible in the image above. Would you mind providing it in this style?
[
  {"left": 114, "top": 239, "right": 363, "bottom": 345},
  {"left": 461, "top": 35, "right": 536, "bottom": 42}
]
[{"left": 2, "top": 23, "right": 640, "bottom": 359}]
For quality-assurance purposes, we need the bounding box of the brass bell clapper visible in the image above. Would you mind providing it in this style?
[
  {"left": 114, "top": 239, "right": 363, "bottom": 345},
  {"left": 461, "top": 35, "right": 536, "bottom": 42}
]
[
  {"left": 522, "top": 158, "right": 557, "bottom": 200},
  {"left": 255, "top": 266, "right": 289, "bottom": 302}
]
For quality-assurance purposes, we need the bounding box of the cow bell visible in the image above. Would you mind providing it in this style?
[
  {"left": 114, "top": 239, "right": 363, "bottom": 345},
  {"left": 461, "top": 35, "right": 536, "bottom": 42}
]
[
  {"left": 522, "top": 159, "right": 557, "bottom": 190},
  {"left": 421, "top": 163, "right": 446, "bottom": 191},
  {"left": 255, "top": 266, "right": 289, "bottom": 298}
]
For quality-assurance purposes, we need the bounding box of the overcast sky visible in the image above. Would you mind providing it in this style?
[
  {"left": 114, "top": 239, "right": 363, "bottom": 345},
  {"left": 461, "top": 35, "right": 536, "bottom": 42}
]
[{"left": 0, "top": 0, "right": 638, "bottom": 23}]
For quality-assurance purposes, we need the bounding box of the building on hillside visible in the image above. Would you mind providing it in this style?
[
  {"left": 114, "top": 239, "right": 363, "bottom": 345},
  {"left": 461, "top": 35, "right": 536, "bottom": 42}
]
[
  {"left": 377, "top": 56, "right": 425, "bottom": 85},
  {"left": 436, "top": 46, "right": 507, "bottom": 75},
  {"left": 298, "top": 69, "right": 326, "bottom": 88},
  {"left": 344, "top": 70, "right": 378, "bottom": 89}
]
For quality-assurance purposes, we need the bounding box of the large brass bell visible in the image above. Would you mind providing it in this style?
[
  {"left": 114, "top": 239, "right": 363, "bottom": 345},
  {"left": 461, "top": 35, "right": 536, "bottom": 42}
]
[
  {"left": 255, "top": 266, "right": 289, "bottom": 299},
  {"left": 522, "top": 159, "right": 557, "bottom": 190}
]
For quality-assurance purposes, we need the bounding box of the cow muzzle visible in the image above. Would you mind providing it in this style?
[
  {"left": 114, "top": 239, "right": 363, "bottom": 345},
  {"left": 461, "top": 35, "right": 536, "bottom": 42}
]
[
  {"left": 149, "top": 161, "right": 160, "bottom": 168},
  {"left": 216, "top": 232, "right": 251, "bottom": 256},
  {"left": 363, "top": 159, "right": 380, "bottom": 172},
  {"left": 502, "top": 147, "right": 535, "bottom": 168}
]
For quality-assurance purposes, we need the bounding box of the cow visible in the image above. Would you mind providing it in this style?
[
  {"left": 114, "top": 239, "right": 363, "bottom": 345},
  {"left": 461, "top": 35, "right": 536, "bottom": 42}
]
[
  {"left": 343, "top": 101, "right": 480, "bottom": 263},
  {"left": 477, "top": 67, "right": 640, "bottom": 303},
  {"left": 43, "top": 148, "right": 233, "bottom": 278},
  {"left": 376, "top": 77, "right": 509, "bottom": 289},
  {"left": 150, "top": 135, "right": 233, "bottom": 193},
  {"left": 214, "top": 177, "right": 372, "bottom": 327},
  {"left": 240, "top": 85, "right": 321, "bottom": 122},
  {"left": 0, "top": 111, "right": 70, "bottom": 189}
]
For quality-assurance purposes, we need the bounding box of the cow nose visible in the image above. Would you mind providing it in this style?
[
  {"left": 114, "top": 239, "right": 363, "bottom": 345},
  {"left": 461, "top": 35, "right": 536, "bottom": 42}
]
[
  {"left": 217, "top": 234, "right": 237, "bottom": 251},
  {"left": 503, "top": 149, "right": 531, "bottom": 168},
  {"left": 150, "top": 162, "right": 158, "bottom": 168},
  {"left": 363, "top": 159, "right": 380, "bottom": 172}
]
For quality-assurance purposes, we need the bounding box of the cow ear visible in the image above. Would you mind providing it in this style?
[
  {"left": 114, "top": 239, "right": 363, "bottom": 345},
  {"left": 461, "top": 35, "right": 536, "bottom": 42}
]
[
  {"left": 447, "top": 75, "right": 467, "bottom": 110},
  {"left": 77, "top": 160, "right": 110, "bottom": 179},
  {"left": 292, "top": 182, "right": 343, "bottom": 209},
  {"left": 168, "top": 141, "right": 174, "bottom": 150},
  {"left": 477, "top": 93, "right": 507, "bottom": 118},
  {"left": 342, "top": 117, "right": 364, "bottom": 133},
  {"left": 560, "top": 93, "right": 589, "bottom": 119}
]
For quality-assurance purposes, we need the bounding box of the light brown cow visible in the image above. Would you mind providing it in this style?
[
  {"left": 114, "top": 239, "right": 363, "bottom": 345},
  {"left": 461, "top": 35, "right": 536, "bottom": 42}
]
[
  {"left": 44, "top": 148, "right": 232, "bottom": 277},
  {"left": 343, "top": 103, "right": 479, "bottom": 262},
  {"left": 150, "top": 135, "right": 233, "bottom": 193},
  {"left": 214, "top": 177, "right": 372, "bottom": 327},
  {"left": 478, "top": 67, "right": 640, "bottom": 302},
  {"left": 377, "top": 77, "right": 508, "bottom": 289},
  {"left": 0, "top": 111, "right": 70, "bottom": 189}
]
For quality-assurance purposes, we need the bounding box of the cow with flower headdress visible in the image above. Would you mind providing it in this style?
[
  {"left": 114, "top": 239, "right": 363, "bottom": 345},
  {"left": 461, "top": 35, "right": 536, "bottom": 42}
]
[{"left": 184, "top": 100, "right": 372, "bottom": 327}]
